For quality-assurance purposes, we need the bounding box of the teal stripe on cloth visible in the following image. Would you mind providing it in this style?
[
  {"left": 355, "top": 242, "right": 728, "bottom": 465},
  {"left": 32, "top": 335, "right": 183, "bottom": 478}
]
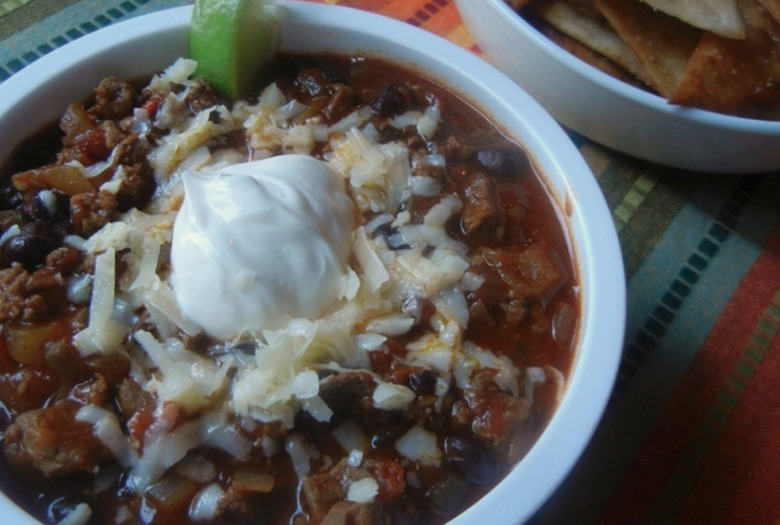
[
  {"left": 530, "top": 174, "right": 780, "bottom": 524},
  {"left": 619, "top": 177, "right": 761, "bottom": 384},
  {"left": 0, "top": 0, "right": 190, "bottom": 82}
]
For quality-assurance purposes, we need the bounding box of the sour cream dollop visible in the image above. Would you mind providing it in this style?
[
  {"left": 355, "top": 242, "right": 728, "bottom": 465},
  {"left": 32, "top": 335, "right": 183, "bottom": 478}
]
[{"left": 171, "top": 155, "right": 355, "bottom": 339}]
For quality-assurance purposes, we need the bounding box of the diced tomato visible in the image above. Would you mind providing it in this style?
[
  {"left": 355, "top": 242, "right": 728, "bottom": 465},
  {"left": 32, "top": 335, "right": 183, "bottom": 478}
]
[
  {"left": 74, "top": 128, "right": 110, "bottom": 164},
  {"left": 368, "top": 459, "right": 406, "bottom": 503},
  {"left": 127, "top": 408, "right": 154, "bottom": 448},
  {"left": 384, "top": 338, "right": 408, "bottom": 358},
  {"left": 368, "top": 348, "right": 394, "bottom": 375},
  {"left": 142, "top": 94, "right": 163, "bottom": 119},
  {"left": 0, "top": 368, "right": 58, "bottom": 414},
  {"left": 385, "top": 364, "right": 415, "bottom": 385}
]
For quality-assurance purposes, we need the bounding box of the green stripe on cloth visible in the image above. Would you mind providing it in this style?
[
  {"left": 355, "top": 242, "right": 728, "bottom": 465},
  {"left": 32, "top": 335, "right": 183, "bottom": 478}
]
[
  {"left": 0, "top": 0, "right": 190, "bottom": 82},
  {"left": 612, "top": 174, "right": 656, "bottom": 234},
  {"left": 616, "top": 170, "right": 697, "bottom": 278},
  {"left": 0, "top": 0, "right": 33, "bottom": 18}
]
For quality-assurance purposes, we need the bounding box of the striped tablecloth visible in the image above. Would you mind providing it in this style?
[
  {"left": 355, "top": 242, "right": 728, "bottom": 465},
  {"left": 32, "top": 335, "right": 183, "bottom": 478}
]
[{"left": 3, "top": 1, "right": 780, "bottom": 523}]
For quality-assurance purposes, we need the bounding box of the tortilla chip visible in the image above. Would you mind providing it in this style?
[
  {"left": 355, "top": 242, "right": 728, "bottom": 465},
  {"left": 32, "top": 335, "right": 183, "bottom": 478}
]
[
  {"left": 594, "top": 0, "right": 701, "bottom": 97},
  {"left": 529, "top": 12, "right": 652, "bottom": 90},
  {"left": 637, "top": 0, "right": 746, "bottom": 39},
  {"left": 563, "top": 0, "right": 603, "bottom": 19},
  {"left": 758, "top": 0, "right": 780, "bottom": 24},
  {"left": 506, "top": 0, "right": 535, "bottom": 9},
  {"left": 670, "top": 0, "right": 780, "bottom": 119},
  {"left": 529, "top": 0, "right": 654, "bottom": 86}
]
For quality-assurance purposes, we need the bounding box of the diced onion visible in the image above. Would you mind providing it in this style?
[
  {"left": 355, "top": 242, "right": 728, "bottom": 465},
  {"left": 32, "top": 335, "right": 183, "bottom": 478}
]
[
  {"left": 373, "top": 382, "right": 416, "bottom": 410},
  {"left": 332, "top": 420, "right": 369, "bottom": 454},
  {"left": 410, "top": 175, "right": 441, "bottom": 197},
  {"left": 365, "top": 314, "right": 415, "bottom": 336},
  {"left": 347, "top": 449, "right": 363, "bottom": 467},
  {"left": 285, "top": 434, "right": 314, "bottom": 479},
  {"left": 395, "top": 426, "right": 441, "bottom": 467},
  {"left": 188, "top": 483, "right": 224, "bottom": 521},
  {"left": 347, "top": 477, "right": 379, "bottom": 503},
  {"left": 55, "top": 503, "right": 92, "bottom": 525}
]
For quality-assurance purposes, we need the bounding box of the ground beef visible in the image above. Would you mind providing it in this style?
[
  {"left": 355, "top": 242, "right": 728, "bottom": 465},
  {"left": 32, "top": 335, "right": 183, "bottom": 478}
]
[
  {"left": 44, "top": 246, "right": 82, "bottom": 274},
  {"left": 106, "top": 133, "right": 155, "bottom": 211},
  {"left": 3, "top": 397, "right": 113, "bottom": 477},
  {"left": 0, "top": 264, "right": 64, "bottom": 322},
  {"left": 461, "top": 369, "right": 530, "bottom": 451},
  {"left": 183, "top": 78, "right": 223, "bottom": 114},
  {"left": 116, "top": 377, "right": 154, "bottom": 422},
  {"left": 89, "top": 77, "right": 138, "bottom": 121},
  {"left": 100, "top": 120, "right": 130, "bottom": 150},
  {"left": 115, "top": 159, "right": 155, "bottom": 212},
  {"left": 460, "top": 172, "right": 504, "bottom": 239},
  {"left": 443, "top": 135, "right": 477, "bottom": 162},
  {"left": 302, "top": 458, "right": 401, "bottom": 525},
  {"left": 0, "top": 367, "right": 59, "bottom": 415},
  {"left": 70, "top": 190, "right": 117, "bottom": 237}
]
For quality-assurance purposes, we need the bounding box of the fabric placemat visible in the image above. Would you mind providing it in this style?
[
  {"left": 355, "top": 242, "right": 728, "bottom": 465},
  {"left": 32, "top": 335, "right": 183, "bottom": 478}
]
[{"left": 2, "top": 1, "right": 780, "bottom": 523}]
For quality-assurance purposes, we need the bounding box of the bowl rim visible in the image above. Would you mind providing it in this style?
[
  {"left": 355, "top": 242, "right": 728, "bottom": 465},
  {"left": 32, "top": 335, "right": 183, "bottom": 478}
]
[
  {"left": 479, "top": 0, "right": 780, "bottom": 135},
  {"left": 0, "top": 2, "right": 626, "bottom": 524}
]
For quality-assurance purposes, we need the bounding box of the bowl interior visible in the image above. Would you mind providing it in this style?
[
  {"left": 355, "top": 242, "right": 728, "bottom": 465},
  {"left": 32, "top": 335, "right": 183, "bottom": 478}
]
[{"left": 0, "top": 2, "right": 625, "bottom": 523}]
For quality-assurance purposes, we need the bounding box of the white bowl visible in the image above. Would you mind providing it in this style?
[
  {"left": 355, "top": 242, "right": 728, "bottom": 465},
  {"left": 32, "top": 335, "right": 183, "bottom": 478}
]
[
  {"left": 455, "top": 0, "right": 780, "bottom": 174},
  {"left": 0, "top": 2, "right": 625, "bottom": 524}
]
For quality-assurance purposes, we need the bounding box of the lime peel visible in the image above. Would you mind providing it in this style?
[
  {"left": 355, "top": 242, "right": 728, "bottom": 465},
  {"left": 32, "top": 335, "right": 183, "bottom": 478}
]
[{"left": 189, "top": 0, "right": 282, "bottom": 99}]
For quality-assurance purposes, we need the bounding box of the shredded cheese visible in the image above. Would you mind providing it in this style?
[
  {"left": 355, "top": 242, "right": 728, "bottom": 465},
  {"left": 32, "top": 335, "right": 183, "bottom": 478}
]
[{"left": 73, "top": 248, "right": 128, "bottom": 356}]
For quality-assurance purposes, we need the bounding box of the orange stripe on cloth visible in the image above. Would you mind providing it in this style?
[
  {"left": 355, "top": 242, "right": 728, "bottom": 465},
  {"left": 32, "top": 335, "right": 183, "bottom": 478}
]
[
  {"left": 296, "top": 0, "right": 467, "bottom": 45},
  {"left": 403, "top": 1, "right": 463, "bottom": 40},
  {"left": 680, "top": 292, "right": 780, "bottom": 525},
  {"left": 307, "top": 0, "right": 440, "bottom": 23},
  {"left": 599, "top": 221, "right": 780, "bottom": 525}
]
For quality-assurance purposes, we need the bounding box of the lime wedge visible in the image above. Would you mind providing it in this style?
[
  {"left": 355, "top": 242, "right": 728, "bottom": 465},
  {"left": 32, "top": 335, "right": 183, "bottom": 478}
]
[{"left": 189, "top": 0, "right": 282, "bottom": 99}]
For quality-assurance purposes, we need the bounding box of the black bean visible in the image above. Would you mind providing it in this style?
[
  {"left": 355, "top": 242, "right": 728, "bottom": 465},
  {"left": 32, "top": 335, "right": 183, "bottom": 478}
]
[
  {"left": 444, "top": 435, "right": 501, "bottom": 485},
  {"left": 294, "top": 68, "right": 332, "bottom": 98},
  {"left": 226, "top": 341, "right": 257, "bottom": 355},
  {"left": 1, "top": 221, "right": 58, "bottom": 269},
  {"left": 370, "top": 422, "right": 409, "bottom": 448},
  {"left": 47, "top": 496, "right": 89, "bottom": 525},
  {"left": 372, "top": 84, "right": 412, "bottom": 118},
  {"left": 30, "top": 190, "right": 69, "bottom": 222},
  {"left": 321, "top": 66, "right": 342, "bottom": 84},
  {"left": 0, "top": 185, "right": 23, "bottom": 210},
  {"left": 476, "top": 141, "right": 531, "bottom": 179},
  {"left": 408, "top": 370, "right": 437, "bottom": 396},
  {"left": 374, "top": 221, "right": 411, "bottom": 250},
  {"left": 426, "top": 471, "right": 468, "bottom": 517},
  {"left": 372, "top": 222, "right": 397, "bottom": 239}
]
